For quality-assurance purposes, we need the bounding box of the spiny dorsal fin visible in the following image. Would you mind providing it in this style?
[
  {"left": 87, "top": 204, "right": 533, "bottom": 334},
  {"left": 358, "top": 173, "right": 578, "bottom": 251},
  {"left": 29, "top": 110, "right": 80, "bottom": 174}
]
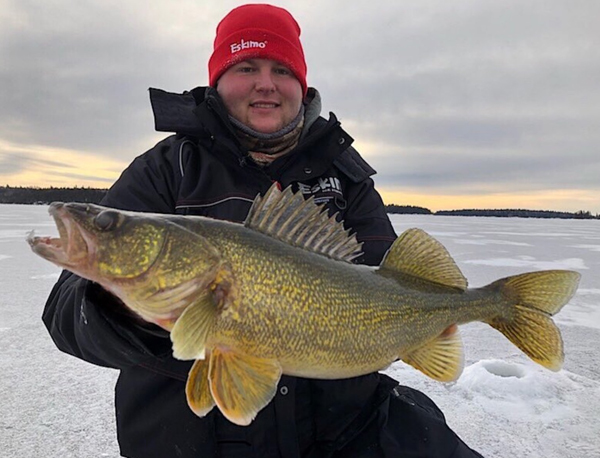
[
  {"left": 245, "top": 184, "right": 362, "bottom": 262},
  {"left": 379, "top": 228, "right": 467, "bottom": 291}
]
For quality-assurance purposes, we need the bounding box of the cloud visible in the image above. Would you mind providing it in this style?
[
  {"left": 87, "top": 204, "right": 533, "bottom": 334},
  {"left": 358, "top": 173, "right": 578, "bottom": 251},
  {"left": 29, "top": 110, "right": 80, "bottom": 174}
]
[
  {"left": 0, "top": 148, "right": 75, "bottom": 174},
  {"left": 0, "top": 0, "right": 217, "bottom": 158},
  {"left": 370, "top": 146, "right": 600, "bottom": 194},
  {"left": 44, "top": 170, "right": 116, "bottom": 183},
  {"left": 0, "top": 152, "right": 31, "bottom": 176},
  {"left": 0, "top": 139, "right": 128, "bottom": 187},
  {"left": 1, "top": 0, "right": 599, "bottom": 211}
]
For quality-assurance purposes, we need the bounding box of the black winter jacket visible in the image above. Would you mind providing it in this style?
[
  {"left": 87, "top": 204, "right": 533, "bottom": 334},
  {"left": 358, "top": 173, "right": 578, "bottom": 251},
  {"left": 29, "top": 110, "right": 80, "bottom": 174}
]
[{"left": 42, "top": 87, "right": 483, "bottom": 458}]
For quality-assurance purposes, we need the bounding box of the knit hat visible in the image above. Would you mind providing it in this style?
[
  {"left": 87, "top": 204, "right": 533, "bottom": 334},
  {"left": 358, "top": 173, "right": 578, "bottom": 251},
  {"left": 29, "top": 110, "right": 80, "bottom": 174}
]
[{"left": 208, "top": 4, "right": 308, "bottom": 95}]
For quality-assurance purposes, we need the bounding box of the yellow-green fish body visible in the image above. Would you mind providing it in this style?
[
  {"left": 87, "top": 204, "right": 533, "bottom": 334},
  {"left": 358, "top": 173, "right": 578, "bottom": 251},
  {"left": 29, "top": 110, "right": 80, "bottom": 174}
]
[
  {"left": 184, "top": 219, "right": 505, "bottom": 378},
  {"left": 28, "top": 185, "right": 581, "bottom": 426}
]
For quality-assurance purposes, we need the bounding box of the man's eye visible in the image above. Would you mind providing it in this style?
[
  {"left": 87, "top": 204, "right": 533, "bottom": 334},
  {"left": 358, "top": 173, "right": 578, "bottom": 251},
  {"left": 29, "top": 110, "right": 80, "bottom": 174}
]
[
  {"left": 274, "top": 68, "right": 291, "bottom": 76},
  {"left": 238, "top": 66, "right": 254, "bottom": 73}
]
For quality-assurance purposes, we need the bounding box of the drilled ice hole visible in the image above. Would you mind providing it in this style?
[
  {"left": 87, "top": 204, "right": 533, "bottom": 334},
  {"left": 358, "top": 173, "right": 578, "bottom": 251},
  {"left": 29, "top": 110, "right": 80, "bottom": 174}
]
[{"left": 481, "top": 361, "right": 526, "bottom": 378}]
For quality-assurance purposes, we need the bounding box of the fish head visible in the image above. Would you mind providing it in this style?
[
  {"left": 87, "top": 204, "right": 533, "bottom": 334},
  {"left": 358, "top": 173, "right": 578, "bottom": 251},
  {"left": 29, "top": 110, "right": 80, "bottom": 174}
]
[{"left": 28, "top": 202, "right": 167, "bottom": 283}]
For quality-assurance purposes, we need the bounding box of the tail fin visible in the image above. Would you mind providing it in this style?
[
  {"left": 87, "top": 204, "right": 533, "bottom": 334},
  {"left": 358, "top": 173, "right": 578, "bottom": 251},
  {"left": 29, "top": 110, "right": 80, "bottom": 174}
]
[{"left": 485, "top": 270, "right": 580, "bottom": 371}]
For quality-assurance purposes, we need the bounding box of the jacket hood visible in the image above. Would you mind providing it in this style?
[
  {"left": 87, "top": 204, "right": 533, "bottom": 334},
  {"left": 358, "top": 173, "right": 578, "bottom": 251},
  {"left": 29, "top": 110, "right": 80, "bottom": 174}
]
[
  {"left": 149, "top": 86, "right": 323, "bottom": 138},
  {"left": 149, "top": 86, "right": 218, "bottom": 137}
]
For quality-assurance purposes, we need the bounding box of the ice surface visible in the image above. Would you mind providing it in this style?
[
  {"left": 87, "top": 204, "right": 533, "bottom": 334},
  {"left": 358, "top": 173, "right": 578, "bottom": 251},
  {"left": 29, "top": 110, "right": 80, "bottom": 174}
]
[
  {"left": 1, "top": 205, "right": 599, "bottom": 457},
  {"left": 462, "top": 257, "right": 587, "bottom": 270}
]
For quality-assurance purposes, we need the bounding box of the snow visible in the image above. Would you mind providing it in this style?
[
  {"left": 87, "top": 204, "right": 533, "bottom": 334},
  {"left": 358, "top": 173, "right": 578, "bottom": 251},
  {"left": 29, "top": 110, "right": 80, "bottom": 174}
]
[{"left": 1, "top": 205, "right": 599, "bottom": 457}]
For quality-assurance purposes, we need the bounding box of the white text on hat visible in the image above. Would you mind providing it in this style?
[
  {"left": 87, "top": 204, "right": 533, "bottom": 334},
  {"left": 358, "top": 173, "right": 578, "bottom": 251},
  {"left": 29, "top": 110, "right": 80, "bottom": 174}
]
[{"left": 230, "top": 39, "right": 268, "bottom": 54}]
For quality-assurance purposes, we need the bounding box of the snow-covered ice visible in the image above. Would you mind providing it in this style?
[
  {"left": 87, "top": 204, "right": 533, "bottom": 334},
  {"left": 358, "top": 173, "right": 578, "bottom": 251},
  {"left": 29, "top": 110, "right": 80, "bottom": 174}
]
[{"left": 1, "top": 205, "right": 599, "bottom": 457}]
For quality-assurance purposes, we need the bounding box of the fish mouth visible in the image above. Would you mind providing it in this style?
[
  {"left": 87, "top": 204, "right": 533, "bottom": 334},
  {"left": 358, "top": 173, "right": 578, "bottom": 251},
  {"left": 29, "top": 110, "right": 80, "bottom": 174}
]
[{"left": 27, "top": 202, "right": 96, "bottom": 269}]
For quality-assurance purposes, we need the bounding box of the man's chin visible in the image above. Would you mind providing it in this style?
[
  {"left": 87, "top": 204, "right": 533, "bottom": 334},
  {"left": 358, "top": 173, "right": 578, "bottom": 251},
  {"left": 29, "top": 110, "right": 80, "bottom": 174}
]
[{"left": 246, "top": 116, "right": 286, "bottom": 134}]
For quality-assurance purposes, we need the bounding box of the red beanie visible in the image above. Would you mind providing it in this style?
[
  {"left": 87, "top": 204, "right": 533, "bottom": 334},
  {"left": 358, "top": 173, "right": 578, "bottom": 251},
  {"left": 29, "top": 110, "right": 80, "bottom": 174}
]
[{"left": 208, "top": 4, "right": 307, "bottom": 95}]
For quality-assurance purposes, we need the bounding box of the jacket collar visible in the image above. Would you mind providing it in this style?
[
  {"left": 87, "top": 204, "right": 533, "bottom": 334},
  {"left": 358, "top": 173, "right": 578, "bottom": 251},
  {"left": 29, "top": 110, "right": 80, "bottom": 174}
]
[{"left": 148, "top": 86, "right": 354, "bottom": 179}]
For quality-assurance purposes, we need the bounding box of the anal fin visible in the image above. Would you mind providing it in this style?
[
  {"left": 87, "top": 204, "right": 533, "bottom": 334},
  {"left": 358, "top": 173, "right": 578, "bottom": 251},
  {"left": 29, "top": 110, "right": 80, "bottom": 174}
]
[
  {"left": 209, "top": 346, "right": 282, "bottom": 426},
  {"left": 402, "top": 325, "right": 464, "bottom": 382}
]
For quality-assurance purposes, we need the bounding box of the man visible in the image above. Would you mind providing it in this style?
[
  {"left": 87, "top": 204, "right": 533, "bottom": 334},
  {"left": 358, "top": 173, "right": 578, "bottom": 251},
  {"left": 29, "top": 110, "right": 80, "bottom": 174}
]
[{"left": 43, "top": 4, "right": 483, "bottom": 457}]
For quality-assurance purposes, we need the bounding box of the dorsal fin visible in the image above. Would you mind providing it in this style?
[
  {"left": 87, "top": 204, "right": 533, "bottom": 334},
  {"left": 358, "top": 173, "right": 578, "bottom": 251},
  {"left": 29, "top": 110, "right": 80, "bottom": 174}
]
[
  {"left": 244, "top": 184, "right": 362, "bottom": 262},
  {"left": 379, "top": 228, "right": 467, "bottom": 291}
]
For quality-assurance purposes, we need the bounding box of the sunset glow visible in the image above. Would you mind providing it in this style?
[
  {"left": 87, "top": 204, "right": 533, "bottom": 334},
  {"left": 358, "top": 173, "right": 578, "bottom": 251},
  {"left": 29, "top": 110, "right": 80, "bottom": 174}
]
[{"left": 378, "top": 188, "right": 600, "bottom": 214}]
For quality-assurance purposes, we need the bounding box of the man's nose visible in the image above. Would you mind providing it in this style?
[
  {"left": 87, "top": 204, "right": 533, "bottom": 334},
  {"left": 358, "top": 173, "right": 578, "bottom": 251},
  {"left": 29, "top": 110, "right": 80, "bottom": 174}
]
[{"left": 254, "top": 69, "right": 276, "bottom": 92}]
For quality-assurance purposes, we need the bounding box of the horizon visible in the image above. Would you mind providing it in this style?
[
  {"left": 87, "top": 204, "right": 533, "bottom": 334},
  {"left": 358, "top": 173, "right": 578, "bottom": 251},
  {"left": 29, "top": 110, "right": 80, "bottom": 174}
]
[
  {"left": 2, "top": 183, "right": 598, "bottom": 215},
  {"left": 2, "top": 1, "right": 599, "bottom": 214}
]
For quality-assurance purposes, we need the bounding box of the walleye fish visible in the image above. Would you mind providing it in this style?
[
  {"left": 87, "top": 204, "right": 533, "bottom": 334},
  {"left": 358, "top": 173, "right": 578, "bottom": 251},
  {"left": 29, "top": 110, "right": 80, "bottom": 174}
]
[{"left": 28, "top": 184, "right": 581, "bottom": 426}]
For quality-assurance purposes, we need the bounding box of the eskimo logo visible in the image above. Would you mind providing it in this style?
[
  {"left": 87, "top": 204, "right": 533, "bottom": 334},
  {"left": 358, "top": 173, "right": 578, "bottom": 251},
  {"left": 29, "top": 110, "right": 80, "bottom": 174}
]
[
  {"left": 299, "top": 177, "right": 343, "bottom": 196},
  {"left": 230, "top": 39, "right": 267, "bottom": 54},
  {"left": 299, "top": 177, "right": 345, "bottom": 208}
]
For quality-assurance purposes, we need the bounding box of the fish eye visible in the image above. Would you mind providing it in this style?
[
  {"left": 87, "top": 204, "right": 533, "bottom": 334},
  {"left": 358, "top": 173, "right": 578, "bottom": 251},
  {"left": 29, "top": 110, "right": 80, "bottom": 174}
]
[{"left": 94, "top": 210, "right": 121, "bottom": 232}]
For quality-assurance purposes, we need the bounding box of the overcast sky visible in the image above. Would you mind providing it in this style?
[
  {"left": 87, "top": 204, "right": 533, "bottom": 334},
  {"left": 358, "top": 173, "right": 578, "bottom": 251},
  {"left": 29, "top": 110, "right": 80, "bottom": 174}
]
[{"left": 2, "top": 0, "right": 599, "bottom": 212}]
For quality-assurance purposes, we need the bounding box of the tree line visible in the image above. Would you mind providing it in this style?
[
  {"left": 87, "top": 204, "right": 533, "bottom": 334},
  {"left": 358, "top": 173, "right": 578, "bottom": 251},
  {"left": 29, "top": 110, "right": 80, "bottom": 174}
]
[
  {"left": 1, "top": 186, "right": 598, "bottom": 219},
  {"left": 434, "top": 209, "right": 598, "bottom": 219},
  {"left": 0, "top": 186, "right": 107, "bottom": 204},
  {"left": 387, "top": 206, "right": 599, "bottom": 219}
]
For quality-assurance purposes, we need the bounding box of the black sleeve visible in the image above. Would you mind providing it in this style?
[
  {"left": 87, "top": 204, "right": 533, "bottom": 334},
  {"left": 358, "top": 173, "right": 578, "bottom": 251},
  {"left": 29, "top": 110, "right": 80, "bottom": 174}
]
[
  {"left": 100, "top": 135, "right": 183, "bottom": 213},
  {"left": 341, "top": 177, "right": 397, "bottom": 266},
  {"left": 42, "top": 136, "right": 186, "bottom": 369},
  {"left": 42, "top": 271, "right": 171, "bottom": 368},
  {"left": 377, "top": 385, "right": 485, "bottom": 458}
]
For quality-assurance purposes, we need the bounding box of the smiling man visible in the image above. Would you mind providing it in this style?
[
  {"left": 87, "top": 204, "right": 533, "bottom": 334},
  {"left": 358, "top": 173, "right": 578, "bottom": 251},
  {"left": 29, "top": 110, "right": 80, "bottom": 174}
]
[
  {"left": 216, "top": 59, "right": 304, "bottom": 134},
  {"left": 42, "top": 4, "right": 483, "bottom": 458}
]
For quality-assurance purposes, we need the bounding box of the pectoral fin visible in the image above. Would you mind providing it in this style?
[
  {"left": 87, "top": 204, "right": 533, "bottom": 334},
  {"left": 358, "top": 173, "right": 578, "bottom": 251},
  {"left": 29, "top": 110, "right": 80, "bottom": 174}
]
[
  {"left": 170, "top": 266, "right": 235, "bottom": 361},
  {"left": 186, "top": 358, "right": 215, "bottom": 417},
  {"left": 209, "top": 346, "right": 282, "bottom": 426},
  {"left": 403, "top": 325, "right": 464, "bottom": 382},
  {"left": 170, "top": 289, "right": 217, "bottom": 360}
]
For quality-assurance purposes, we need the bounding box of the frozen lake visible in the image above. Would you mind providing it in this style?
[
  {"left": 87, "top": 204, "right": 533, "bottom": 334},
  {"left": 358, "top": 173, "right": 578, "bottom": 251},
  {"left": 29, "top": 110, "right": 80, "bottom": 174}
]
[{"left": 1, "top": 204, "right": 599, "bottom": 457}]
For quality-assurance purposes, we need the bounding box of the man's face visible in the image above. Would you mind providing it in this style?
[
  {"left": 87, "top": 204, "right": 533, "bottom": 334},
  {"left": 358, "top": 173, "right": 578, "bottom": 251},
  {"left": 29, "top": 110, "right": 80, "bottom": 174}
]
[{"left": 216, "top": 59, "right": 303, "bottom": 134}]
